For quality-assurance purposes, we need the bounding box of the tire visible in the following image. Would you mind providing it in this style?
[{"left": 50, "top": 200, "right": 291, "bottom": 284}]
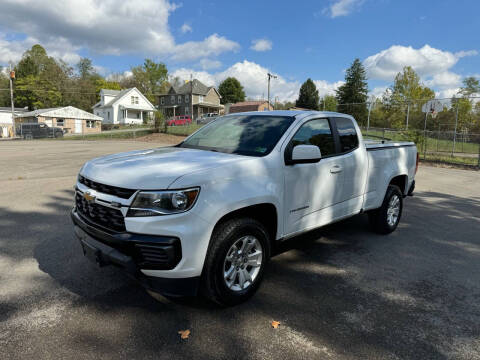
[
  {"left": 55, "top": 132, "right": 63, "bottom": 138},
  {"left": 368, "top": 185, "right": 403, "bottom": 234},
  {"left": 201, "top": 218, "right": 271, "bottom": 306}
]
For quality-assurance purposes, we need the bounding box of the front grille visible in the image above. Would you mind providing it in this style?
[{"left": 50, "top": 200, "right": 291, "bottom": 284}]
[
  {"left": 78, "top": 175, "right": 136, "bottom": 199},
  {"left": 135, "top": 243, "right": 171, "bottom": 268},
  {"left": 75, "top": 192, "right": 126, "bottom": 232}
]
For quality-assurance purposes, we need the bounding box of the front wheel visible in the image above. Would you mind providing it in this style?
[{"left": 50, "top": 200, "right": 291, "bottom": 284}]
[
  {"left": 368, "top": 185, "right": 403, "bottom": 234},
  {"left": 201, "top": 218, "right": 270, "bottom": 306}
]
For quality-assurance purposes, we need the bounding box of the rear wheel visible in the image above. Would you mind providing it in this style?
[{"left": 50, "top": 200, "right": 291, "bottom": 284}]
[
  {"left": 369, "top": 185, "right": 403, "bottom": 234},
  {"left": 201, "top": 218, "right": 270, "bottom": 306}
]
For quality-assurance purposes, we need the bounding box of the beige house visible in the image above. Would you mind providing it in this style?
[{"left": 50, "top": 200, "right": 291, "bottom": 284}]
[
  {"left": 15, "top": 106, "right": 102, "bottom": 134},
  {"left": 157, "top": 79, "right": 224, "bottom": 120}
]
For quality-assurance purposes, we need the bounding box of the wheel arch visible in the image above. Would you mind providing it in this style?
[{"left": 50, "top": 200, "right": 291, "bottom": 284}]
[
  {"left": 212, "top": 203, "right": 278, "bottom": 247},
  {"left": 389, "top": 174, "right": 408, "bottom": 195}
]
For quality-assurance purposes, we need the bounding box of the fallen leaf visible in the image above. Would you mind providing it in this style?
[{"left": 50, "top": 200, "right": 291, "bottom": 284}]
[
  {"left": 178, "top": 329, "right": 191, "bottom": 339},
  {"left": 271, "top": 321, "right": 280, "bottom": 329}
]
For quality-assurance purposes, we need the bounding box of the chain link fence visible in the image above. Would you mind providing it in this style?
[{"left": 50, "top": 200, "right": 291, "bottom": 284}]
[{"left": 362, "top": 127, "right": 480, "bottom": 168}]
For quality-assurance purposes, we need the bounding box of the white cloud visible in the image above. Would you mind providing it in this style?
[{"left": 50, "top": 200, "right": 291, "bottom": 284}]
[
  {"left": 180, "top": 23, "right": 192, "bottom": 34},
  {"left": 172, "top": 34, "right": 239, "bottom": 61},
  {"left": 250, "top": 39, "right": 273, "bottom": 52},
  {"left": 171, "top": 60, "right": 342, "bottom": 102},
  {"left": 0, "top": 0, "right": 239, "bottom": 65},
  {"left": 324, "top": 0, "right": 364, "bottom": 18},
  {"left": 0, "top": 34, "right": 81, "bottom": 65},
  {"left": 199, "top": 58, "right": 222, "bottom": 70},
  {"left": 364, "top": 44, "right": 478, "bottom": 81},
  {"left": 369, "top": 86, "right": 388, "bottom": 98},
  {"left": 425, "top": 71, "right": 462, "bottom": 89}
]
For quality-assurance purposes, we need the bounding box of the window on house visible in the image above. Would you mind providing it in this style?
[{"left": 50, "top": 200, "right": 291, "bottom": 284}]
[
  {"left": 137, "top": 113, "right": 140, "bottom": 119},
  {"left": 171, "top": 95, "right": 175, "bottom": 103},
  {"left": 178, "top": 95, "right": 182, "bottom": 104},
  {"left": 86, "top": 120, "right": 96, "bottom": 128},
  {"left": 199, "top": 95, "right": 204, "bottom": 103},
  {"left": 161, "top": 97, "right": 165, "bottom": 105},
  {"left": 131, "top": 96, "right": 135, "bottom": 105},
  {"left": 56, "top": 119, "right": 64, "bottom": 126},
  {"left": 185, "top": 95, "right": 189, "bottom": 102},
  {"left": 107, "top": 112, "right": 110, "bottom": 120},
  {"left": 185, "top": 106, "right": 189, "bottom": 115},
  {"left": 135, "top": 97, "right": 139, "bottom": 104}
]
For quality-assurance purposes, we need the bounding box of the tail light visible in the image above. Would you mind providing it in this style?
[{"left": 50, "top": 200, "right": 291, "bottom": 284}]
[{"left": 415, "top": 152, "right": 419, "bottom": 174}]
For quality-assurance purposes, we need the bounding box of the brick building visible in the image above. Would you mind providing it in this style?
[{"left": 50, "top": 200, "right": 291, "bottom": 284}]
[
  {"left": 227, "top": 101, "right": 273, "bottom": 114},
  {"left": 15, "top": 106, "right": 102, "bottom": 134}
]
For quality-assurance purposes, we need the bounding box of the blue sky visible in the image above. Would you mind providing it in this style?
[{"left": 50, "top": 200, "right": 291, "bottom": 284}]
[{"left": 0, "top": 0, "right": 478, "bottom": 101}]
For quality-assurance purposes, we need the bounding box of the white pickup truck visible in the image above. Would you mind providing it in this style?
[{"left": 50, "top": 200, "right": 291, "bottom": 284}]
[{"left": 72, "top": 111, "right": 418, "bottom": 305}]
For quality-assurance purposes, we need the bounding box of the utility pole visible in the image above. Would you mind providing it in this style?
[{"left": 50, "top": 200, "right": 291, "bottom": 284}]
[
  {"left": 9, "top": 64, "right": 16, "bottom": 138},
  {"left": 190, "top": 74, "right": 193, "bottom": 120},
  {"left": 267, "top": 73, "right": 277, "bottom": 110}
]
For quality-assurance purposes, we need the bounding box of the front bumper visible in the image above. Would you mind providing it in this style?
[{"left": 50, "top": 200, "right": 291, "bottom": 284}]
[{"left": 71, "top": 209, "right": 199, "bottom": 296}]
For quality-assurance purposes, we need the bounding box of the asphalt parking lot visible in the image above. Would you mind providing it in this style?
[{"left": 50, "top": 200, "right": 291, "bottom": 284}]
[{"left": 1, "top": 140, "right": 480, "bottom": 360}]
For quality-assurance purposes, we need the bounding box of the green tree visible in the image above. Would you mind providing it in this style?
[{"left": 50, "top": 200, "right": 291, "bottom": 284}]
[
  {"left": 130, "top": 59, "right": 168, "bottom": 101},
  {"left": 0, "top": 68, "right": 9, "bottom": 107},
  {"left": 296, "top": 78, "right": 319, "bottom": 110},
  {"left": 336, "top": 59, "right": 368, "bottom": 123},
  {"left": 383, "top": 66, "right": 434, "bottom": 129},
  {"left": 14, "top": 45, "right": 66, "bottom": 110},
  {"left": 218, "top": 77, "right": 245, "bottom": 104},
  {"left": 76, "top": 57, "right": 96, "bottom": 79},
  {"left": 459, "top": 76, "right": 480, "bottom": 97},
  {"left": 319, "top": 94, "right": 337, "bottom": 111}
]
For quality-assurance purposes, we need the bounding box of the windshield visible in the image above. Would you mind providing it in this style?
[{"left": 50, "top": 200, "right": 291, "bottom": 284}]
[{"left": 180, "top": 115, "right": 295, "bottom": 156}]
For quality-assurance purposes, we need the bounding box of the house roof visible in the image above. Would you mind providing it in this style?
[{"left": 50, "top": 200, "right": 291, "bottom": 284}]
[
  {"left": 15, "top": 106, "right": 102, "bottom": 121},
  {"left": 0, "top": 107, "right": 28, "bottom": 112},
  {"left": 228, "top": 101, "right": 272, "bottom": 113},
  {"left": 101, "top": 89, "right": 122, "bottom": 96},
  {"left": 166, "top": 79, "right": 220, "bottom": 97},
  {"left": 95, "top": 87, "right": 156, "bottom": 111}
]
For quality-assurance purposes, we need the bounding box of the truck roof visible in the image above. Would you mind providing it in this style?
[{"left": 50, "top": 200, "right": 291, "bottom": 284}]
[{"left": 226, "top": 110, "right": 354, "bottom": 119}]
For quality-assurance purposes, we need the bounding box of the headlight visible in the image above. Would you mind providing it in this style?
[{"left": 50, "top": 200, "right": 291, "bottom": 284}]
[{"left": 127, "top": 188, "right": 200, "bottom": 217}]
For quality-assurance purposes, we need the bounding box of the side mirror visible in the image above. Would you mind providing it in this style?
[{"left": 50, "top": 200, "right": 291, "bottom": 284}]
[{"left": 290, "top": 145, "right": 321, "bottom": 164}]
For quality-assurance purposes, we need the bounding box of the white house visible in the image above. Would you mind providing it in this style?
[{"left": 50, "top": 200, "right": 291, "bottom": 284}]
[
  {"left": 0, "top": 107, "right": 28, "bottom": 138},
  {"left": 93, "top": 88, "right": 156, "bottom": 125}
]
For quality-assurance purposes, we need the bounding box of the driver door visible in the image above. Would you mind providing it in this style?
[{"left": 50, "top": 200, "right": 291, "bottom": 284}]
[{"left": 283, "top": 118, "right": 345, "bottom": 236}]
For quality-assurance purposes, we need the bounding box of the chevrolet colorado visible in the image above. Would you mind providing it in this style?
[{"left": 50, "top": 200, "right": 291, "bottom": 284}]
[{"left": 71, "top": 111, "right": 418, "bottom": 305}]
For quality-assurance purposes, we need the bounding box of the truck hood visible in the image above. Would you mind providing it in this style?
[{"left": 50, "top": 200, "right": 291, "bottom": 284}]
[{"left": 80, "top": 147, "right": 250, "bottom": 190}]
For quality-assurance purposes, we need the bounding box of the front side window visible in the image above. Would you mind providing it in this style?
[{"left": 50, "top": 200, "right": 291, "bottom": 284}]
[
  {"left": 180, "top": 115, "right": 295, "bottom": 157},
  {"left": 290, "top": 118, "right": 335, "bottom": 157},
  {"left": 335, "top": 117, "right": 359, "bottom": 152}
]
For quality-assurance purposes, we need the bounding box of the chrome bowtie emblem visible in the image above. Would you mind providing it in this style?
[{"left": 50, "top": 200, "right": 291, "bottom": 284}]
[{"left": 84, "top": 191, "right": 96, "bottom": 203}]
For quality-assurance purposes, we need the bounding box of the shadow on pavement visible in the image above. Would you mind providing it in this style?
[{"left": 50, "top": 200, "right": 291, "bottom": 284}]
[{"left": 1, "top": 189, "right": 479, "bottom": 359}]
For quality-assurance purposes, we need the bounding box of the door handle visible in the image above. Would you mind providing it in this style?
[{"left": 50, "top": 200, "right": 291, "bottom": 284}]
[{"left": 330, "top": 165, "right": 343, "bottom": 174}]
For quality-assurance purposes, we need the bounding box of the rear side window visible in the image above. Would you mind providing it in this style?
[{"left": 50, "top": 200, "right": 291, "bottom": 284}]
[
  {"left": 290, "top": 118, "right": 336, "bottom": 157},
  {"left": 335, "top": 117, "right": 359, "bottom": 152}
]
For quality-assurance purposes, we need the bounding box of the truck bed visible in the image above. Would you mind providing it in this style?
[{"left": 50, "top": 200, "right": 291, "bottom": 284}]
[{"left": 363, "top": 140, "right": 415, "bottom": 150}]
